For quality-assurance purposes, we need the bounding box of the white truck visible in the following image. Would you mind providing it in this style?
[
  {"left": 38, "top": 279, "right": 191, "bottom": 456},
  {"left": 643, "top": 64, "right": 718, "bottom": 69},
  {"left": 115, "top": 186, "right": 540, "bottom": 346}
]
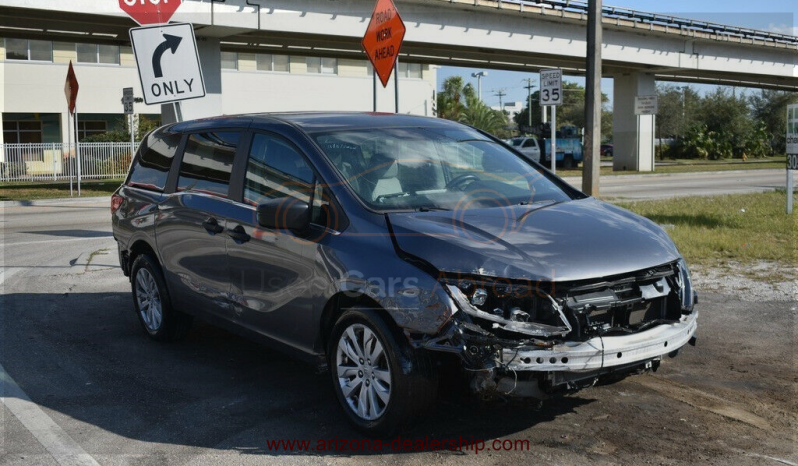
[{"left": 507, "top": 136, "right": 541, "bottom": 163}]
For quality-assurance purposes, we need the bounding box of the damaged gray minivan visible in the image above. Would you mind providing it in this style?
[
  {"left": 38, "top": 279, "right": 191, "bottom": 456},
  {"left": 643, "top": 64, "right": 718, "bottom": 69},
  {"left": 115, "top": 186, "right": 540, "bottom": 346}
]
[{"left": 112, "top": 113, "right": 697, "bottom": 435}]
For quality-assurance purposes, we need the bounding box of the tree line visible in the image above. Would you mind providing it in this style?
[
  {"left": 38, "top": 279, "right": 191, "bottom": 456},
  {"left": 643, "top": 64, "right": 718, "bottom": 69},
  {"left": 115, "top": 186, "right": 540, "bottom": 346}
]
[
  {"left": 437, "top": 75, "right": 796, "bottom": 159},
  {"left": 656, "top": 85, "right": 796, "bottom": 159}
]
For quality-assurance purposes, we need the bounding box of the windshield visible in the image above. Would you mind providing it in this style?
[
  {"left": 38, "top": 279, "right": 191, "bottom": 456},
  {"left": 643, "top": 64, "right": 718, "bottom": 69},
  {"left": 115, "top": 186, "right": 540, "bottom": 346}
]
[
  {"left": 509, "top": 138, "right": 524, "bottom": 147},
  {"left": 312, "top": 126, "right": 574, "bottom": 212}
]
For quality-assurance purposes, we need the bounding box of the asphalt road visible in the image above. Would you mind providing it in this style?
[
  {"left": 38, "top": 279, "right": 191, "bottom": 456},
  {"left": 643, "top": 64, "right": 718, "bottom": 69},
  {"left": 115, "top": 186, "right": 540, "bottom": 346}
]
[
  {"left": 560, "top": 169, "right": 790, "bottom": 199},
  {"left": 1, "top": 200, "right": 796, "bottom": 465}
]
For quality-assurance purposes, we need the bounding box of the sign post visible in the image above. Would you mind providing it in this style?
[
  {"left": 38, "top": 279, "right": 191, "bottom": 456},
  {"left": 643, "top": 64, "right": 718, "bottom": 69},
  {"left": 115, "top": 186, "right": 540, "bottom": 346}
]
[
  {"left": 786, "top": 104, "right": 798, "bottom": 214},
  {"left": 362, "top": 0, "right": 406, "bottom": 113},
  {"left": 540, "top": 69, "right": 563, "bottom": 173},
  {"left": 122, "top": 0, "right": 198, "bottom": 122},
  {"left": 64, "top": 61, "right": 80, "bottom": 196},
  {"left": 635, "top": 95, "right": 659, "bottom": 171},
  {"left": 123, "top": 87, "right": 136, "bottom": 159}
]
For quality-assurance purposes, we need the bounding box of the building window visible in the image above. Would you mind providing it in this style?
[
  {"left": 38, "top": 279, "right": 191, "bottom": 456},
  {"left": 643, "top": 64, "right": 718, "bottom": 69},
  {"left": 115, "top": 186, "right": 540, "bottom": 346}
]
[
  {"left": 398, "top": 62, "right": 422, "bottom": 79},
  {"left": 3, "top": 120, "right": 43, "bottom": 144},
  {"left": 306, "top": 57, "right": 337, "bottom": 74},
  {"left": 256, "top": 53, "right": 290, "bottom": 72},
  {"left": 273, "top": 54, "right": 290, "bottom": 72},
  {"left": 77, "top": 121, "right": 107, "bottom": 141},
  {"left": 4, "top": 38, "right": 52, "bottom": 62},
  {"left": 221, "top": 52, "right": 238, "bottom": 70},
  {"left": 76, "top": 43, "right": 120, "bottom": 65}
]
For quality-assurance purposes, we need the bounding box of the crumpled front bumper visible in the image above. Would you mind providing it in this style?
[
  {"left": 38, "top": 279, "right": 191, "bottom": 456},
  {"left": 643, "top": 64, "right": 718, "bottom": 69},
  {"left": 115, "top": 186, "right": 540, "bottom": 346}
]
[{"left": 501, "top": 312, "right": 698, "bottom": 372}]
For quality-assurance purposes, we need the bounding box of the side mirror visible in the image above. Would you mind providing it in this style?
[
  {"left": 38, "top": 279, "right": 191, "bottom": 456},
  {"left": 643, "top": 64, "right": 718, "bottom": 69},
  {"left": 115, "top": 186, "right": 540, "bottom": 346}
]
[{"left": 257, "top": 198, "right": 310, "bottom": 233}]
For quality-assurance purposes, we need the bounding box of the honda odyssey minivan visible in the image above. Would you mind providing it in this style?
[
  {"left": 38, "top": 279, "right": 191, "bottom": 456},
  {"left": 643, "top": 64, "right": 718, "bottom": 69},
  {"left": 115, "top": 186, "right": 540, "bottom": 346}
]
[{"left": 112, "top": 113, "right": 697, "bottom": 435}]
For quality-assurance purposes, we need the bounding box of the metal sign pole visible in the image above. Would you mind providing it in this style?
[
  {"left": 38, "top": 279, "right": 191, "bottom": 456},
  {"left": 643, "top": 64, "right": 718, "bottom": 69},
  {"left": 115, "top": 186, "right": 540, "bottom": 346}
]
[
  {"left": 74, "top": 105, "right": 81, "bottom": 196},
  {"left": 67, "top": 111, "right": 73, "bottom": 197},
  {"left": 130, "top": 113, "right": 136, "bottom": 158},
  {"left": 373, "top": 65, "right": 378, "bottom": 112},
  {"left": 550, "top": 105, "right": 557, "bottom": 174},
  {"left": 787, "top": 170, "right": 794, "bottom": 214},
  {"left": 394, "top": 58, "right": 399, "bottom": 114}
]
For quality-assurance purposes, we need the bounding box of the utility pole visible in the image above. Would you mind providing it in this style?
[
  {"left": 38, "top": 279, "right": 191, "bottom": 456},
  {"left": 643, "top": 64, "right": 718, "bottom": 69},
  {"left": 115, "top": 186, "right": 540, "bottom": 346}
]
[
  {"left": 472, "top": 71, "right": 488, "bottom": 101},
  {"left": 523, "top": 78, "right": 535, "bottom": 130},
  {"left": 582, "top": 0, "right": 602, "bottom": 196},
  {"left": 493, "top": 89, "right": 506, "bottom": 109}
]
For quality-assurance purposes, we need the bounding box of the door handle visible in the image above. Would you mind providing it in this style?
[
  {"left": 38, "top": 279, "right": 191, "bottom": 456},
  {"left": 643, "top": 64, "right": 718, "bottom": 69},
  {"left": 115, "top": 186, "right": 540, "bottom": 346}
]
[
  {"left": 202, "top": 217, "right": 224, "bottom": 235},
  {"left": 228, "top": 225, "right": 251, "bottom": 244}
]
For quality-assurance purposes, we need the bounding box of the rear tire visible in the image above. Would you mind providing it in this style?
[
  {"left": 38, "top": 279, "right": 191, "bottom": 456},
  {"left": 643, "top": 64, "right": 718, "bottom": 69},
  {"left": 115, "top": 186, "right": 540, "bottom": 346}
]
[
  {"left": 328, "top": 307, "right": 438, "bottom": 437},
  {"left": 130, "top": 254, "right": 192, "bottom": 342}
]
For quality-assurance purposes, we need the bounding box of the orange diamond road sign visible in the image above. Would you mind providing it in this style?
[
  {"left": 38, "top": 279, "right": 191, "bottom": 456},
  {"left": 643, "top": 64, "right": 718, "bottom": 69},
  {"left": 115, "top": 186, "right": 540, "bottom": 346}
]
[
  {"left": 64, "top": 61, "right": 79, "bottom": 114},
  {"left": 362, "top": 0, "right": 406, "bottom": 88}
]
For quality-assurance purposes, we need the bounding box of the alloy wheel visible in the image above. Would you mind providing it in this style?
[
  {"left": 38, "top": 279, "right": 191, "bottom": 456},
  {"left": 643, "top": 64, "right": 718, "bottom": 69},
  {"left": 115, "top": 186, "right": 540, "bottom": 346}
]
[{"left": 135, "top": 268, "right": 163, "bottom": 331}]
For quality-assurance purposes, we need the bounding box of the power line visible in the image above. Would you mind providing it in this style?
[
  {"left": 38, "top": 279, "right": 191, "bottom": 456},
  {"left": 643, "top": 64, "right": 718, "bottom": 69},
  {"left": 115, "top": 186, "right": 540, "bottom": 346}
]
[{"left": 492, "top": 89, "right": 507, "bottom": 108}]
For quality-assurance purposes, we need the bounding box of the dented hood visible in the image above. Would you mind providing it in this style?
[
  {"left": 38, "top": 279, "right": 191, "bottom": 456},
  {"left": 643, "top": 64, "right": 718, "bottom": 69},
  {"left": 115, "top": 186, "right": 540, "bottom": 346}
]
[{"left": 388, "top": 198, "right": 680, "bottom": 282}]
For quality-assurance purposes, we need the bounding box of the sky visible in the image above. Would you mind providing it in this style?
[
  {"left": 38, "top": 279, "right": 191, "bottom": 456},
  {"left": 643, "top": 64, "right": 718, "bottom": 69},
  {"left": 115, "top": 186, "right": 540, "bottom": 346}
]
[{"left": 436, "top": 0, "right": 798, "bottom": 109}]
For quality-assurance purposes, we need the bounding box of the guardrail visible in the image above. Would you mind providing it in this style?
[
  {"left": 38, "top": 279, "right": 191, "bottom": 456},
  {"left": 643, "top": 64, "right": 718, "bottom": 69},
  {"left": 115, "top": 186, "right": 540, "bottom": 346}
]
[
  {"left": 494, "top": 0, "right": 798, "bottom": 46},
  {"left": 0, "top": 142, "right": 138, "bottom": 183}
]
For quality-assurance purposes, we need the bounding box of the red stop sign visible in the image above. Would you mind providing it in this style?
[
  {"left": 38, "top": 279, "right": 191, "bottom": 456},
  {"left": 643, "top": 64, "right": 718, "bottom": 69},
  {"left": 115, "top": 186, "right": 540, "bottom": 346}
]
[{"left": 119, "top": 0, "right": 183, "bottom": 26}]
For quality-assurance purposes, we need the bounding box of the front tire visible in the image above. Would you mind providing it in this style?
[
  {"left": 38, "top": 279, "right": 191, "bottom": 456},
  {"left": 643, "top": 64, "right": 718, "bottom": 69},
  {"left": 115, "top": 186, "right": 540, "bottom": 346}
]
[
  {"left": 130, "top": 254, "right": 192, "bottom": 341},
  {"left": 328, "top": 308, "right": 437, "bottom": 436}
]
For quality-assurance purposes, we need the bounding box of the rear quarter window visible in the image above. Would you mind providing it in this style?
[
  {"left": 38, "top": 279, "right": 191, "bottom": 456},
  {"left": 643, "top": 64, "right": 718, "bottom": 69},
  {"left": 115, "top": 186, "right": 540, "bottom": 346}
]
[{"left": 127, "top": 129, "right": 183, "bottom": 191}]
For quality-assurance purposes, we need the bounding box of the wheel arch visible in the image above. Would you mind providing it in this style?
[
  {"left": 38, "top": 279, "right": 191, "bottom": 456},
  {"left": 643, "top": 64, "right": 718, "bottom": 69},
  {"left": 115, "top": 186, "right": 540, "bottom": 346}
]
[
  {"left": 126, "top": 239, "right": 159, "bottom": 277},
  {"left": 317, "top": 292, "right": 402, "bottom": 356}
]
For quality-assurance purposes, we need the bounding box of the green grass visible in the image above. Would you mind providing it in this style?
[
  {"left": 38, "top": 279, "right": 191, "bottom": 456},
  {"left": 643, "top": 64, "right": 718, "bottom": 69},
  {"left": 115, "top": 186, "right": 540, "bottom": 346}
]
[
  {"left": 617, "top": 192, "right": 796, "bottom": 273},
  {"left": 0, "top": 179, "right": 124, "bottom": 201},
  {"left": 557, "top": 156, "right": 786, "bottom": 178}
]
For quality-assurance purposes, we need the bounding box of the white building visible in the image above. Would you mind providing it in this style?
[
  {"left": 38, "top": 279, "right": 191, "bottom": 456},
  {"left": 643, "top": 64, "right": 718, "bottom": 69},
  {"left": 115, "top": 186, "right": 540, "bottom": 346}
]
[
  {"left": 491, "top": 101, "right": 524, "bottom": 122},
  {"left": 0, "top": 37, "right": 437, "bottom": 146}
]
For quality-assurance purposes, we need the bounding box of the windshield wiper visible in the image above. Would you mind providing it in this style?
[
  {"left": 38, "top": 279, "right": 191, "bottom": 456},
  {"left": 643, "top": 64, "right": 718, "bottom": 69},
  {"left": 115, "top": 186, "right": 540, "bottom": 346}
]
[{"left": 416, "top": 206, "right": 450, "bottom": 212}]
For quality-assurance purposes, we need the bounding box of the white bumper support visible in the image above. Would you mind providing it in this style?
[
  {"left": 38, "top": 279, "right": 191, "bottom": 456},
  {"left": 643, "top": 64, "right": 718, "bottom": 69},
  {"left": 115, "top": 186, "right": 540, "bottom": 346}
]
[{"left": 503, "top": 312, "right": 698, "bottom": 372}]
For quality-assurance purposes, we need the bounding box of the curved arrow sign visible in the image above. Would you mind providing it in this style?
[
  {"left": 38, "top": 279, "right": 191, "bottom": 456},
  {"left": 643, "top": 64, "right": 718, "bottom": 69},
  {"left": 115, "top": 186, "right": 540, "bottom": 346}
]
[
  {"left": 129, "top": 23, "right": 205, "bottom": 105},
  {"left": 152, "top": 34, "right": 182, "bottom": 78}
]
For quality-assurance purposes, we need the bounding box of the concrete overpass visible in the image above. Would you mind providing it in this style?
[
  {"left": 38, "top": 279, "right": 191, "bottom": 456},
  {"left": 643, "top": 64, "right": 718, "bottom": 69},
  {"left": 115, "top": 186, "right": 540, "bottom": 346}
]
[{"left": 2, "top": 0, "right": 796, "bottom": 171}]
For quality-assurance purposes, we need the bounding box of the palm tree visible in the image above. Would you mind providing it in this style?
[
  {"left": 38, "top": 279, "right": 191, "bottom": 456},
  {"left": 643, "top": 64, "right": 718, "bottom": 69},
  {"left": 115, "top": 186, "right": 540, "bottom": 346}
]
[
  {"left": 459, "top": 95, "right": 508, "bottom": 135},
  {"left": 437, "top": 76, "right": 509, "bottom": 136}
]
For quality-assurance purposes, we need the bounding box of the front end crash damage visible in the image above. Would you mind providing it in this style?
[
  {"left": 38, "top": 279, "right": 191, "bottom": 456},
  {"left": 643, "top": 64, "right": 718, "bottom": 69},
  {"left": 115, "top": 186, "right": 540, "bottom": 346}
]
[{"left": 409, "top": 260, "right": 698, "bottom": 399}]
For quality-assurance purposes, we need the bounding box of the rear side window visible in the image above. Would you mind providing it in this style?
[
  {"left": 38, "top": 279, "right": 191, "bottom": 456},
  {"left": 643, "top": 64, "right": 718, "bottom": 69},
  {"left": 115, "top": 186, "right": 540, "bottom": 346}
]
[
  {"left": 127, "top": 129, "right": 182, "bottom": 191},
  {"left": 177, "top": 132, "right": 241, "bottom": 197}
]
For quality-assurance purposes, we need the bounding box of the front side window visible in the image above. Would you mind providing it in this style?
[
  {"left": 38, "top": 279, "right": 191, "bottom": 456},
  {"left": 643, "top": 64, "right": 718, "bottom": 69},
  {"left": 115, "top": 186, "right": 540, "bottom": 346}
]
[
  {"left": 244, "top": 133, "right": 314, "bottom": 206},
  {"left": 177, "top": 132, "right": 240, "bottom": 197},
  {"left": 312, "top": 126, "right": 576, "bottom": 212},
  {"left": 128, "top": 129, "right": 183, "bottom": 191}
]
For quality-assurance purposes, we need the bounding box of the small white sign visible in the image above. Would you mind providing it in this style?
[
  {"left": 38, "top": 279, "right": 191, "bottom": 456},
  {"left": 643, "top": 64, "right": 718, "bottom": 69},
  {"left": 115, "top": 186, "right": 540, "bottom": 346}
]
[
  {"left": 122, "top": 87, "right": 134, "bottom": 115},
  {"left": 635, "top": 95, "right": 659, "bottom": 115},
  {"left": 539, "top": 69, "right": 563, "bottom": 106},
  {"left": 787, "top": 103, "right": 798, "bottom": 156},
  {"left": 129, "top": 23, "right": 205, "bottom": 105}
]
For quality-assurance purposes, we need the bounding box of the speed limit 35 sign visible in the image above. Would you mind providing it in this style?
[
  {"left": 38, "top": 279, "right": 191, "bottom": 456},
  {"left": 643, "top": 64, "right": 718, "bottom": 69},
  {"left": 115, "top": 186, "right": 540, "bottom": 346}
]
[{"left": 540, "top": 69, "right": 563, "bottom": 106}]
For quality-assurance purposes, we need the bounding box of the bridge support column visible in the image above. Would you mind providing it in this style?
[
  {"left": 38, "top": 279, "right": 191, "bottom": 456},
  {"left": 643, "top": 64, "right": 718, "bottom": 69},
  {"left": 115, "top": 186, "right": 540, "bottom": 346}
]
[
  {"left": 613, "top": 72, "right": 656, "bottom": 172},
  {"left": 161, "top": 38, "right": 223, "bottom": 124}
]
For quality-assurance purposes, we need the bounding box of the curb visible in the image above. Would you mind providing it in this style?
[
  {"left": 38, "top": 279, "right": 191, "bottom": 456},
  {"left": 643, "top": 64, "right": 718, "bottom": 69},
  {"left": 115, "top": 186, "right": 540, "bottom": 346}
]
[
  {"left": 560, "top": 168, "right": 783, "bottom": 182},
  {"left": 1, "top": 196, "right": 110, "bottom": 208}
]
